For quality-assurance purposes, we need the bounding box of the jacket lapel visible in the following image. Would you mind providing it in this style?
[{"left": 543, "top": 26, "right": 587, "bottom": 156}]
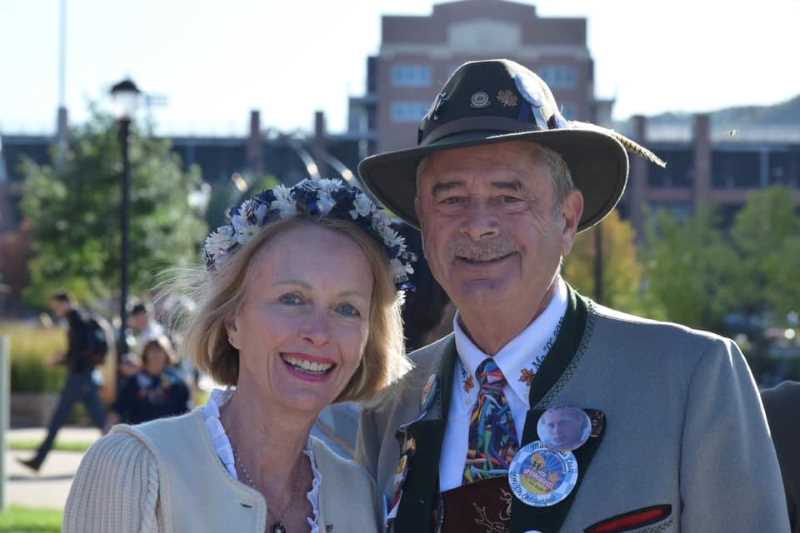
[
  {"left": 511, "top": 288, "right": 607, "bottom": 533},
  {"left": 393, "top": 337, "right": 458, "bottom": 533}
]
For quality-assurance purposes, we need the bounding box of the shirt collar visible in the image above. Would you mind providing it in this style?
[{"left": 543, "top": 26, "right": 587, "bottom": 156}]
[{"left": 452, "top": 277, "right": 568, "bottom": 408}]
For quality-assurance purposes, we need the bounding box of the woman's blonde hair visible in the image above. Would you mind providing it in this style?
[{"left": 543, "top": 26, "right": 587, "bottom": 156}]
[{"left": 170, "top": 217, "right": 410, "bottom": 403}]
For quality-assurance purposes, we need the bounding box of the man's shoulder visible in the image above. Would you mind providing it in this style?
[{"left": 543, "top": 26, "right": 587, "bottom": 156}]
[
  {"left": 590, "top": 301, "right": 731, "bottom": 350},
  {"left": 366, "top": 333, "right": 453, "bottom": 411}
]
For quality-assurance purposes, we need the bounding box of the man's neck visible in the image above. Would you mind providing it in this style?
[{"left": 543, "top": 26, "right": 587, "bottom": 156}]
[{"left": 457, "top": 280, "right": 558, "bottom": 355}]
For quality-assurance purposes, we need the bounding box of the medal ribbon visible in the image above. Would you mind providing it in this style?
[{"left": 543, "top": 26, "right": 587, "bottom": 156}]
[{"left": 463, "top": 358, "right": 519, "bottom": 483}]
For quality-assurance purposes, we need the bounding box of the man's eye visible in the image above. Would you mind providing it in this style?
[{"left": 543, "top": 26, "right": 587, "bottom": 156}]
[
  {"left": 440, "top": 196, "right": 466, "bottom": 205},
  {"left": 502, "top": 195, "right": 523, "bottom": 203},
  {"left": 279, "top": 293, "right": 304, "bottom": 305},
  {"left": 335, "top": 303, "right": 361, "bottom": 318}
]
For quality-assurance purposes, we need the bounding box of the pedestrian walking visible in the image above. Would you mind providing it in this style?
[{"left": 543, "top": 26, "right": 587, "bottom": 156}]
[{"left": 17, "top": 292, "right": 108, "bottom": 472}]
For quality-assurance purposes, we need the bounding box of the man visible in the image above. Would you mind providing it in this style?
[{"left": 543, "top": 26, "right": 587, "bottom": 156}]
[
  {"left": 763, "top": 381, "right": 800, "bottom": 533},
  {"left": 18, "top": 292, "right": 107, "bottom": 472},
  {"left": 355, "top": 59, "right": 789, "bottom": 532}
]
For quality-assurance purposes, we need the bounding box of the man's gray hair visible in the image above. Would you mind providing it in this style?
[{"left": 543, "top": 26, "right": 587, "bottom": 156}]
[{"left": 415, "top": 141, "right": 575, "bottom": 212}]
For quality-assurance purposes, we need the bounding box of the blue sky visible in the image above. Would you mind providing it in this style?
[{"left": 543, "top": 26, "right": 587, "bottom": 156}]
[{"left": 1, "top": 0, "right": 798, "bottom": 135}]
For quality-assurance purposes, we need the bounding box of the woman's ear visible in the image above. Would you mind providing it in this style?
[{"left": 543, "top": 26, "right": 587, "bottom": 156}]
[{"left": 225, "top": 316, "right": 241, "bottom": 350}]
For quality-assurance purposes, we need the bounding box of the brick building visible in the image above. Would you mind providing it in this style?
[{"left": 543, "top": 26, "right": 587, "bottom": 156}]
[{"left": 347, "top": 0, "right": 613, "bottom": 153}]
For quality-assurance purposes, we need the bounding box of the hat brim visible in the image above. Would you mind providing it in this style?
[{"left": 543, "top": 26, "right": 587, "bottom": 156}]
[{"left": 357, "top": 128, "right": 629, "bottom": 232}]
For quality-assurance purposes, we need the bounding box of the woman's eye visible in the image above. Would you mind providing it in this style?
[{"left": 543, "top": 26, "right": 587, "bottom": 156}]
[
  {"left": 279, "top": 293, "right": 304, "bottom": 305},
  {"left": 335, "top": 303, "right": 361, "bottom": 318}
]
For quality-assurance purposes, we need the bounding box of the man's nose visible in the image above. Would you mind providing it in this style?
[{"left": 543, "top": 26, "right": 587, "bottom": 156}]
[{"left": 459, "top": 203, "right": 500, "bottom": 241}]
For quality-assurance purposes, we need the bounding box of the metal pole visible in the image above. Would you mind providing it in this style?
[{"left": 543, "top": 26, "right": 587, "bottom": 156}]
[
  {"left": 118, "top": 118, "right": 131, "bottom": 384},
  {"left": 1, "top": 335, "right": 10, "bottom": 511}
]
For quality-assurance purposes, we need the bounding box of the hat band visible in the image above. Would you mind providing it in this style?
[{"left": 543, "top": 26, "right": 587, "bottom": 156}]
[{"left": 420, "top": 117, "right": 541, "bottom": 147}]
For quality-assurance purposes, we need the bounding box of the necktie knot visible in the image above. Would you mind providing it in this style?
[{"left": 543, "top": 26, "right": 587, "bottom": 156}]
[{"left": 476, "top": 358, "right": 506, "bottom": 390}]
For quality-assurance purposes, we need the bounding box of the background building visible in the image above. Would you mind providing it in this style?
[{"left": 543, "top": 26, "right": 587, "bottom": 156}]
[{"left": 347, "top": 0, "right": 613, "bottom": 153}]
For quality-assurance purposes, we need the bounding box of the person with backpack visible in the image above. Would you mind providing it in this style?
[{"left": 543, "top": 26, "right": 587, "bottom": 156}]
[{"left": 17, "top": 292, "right": 108, "bottom": 473}]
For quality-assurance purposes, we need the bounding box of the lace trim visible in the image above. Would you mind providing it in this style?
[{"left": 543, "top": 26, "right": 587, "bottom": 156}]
[{"left": 201, "top": 388, "right": 322, "bottom": 532}]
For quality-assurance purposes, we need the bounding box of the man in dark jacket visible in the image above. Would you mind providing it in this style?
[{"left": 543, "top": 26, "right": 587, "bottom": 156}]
[
  {"left": 763, "top": 381, "right": 800, "bottom": 533},
  {"left": 18, "top": 292, "right": 107, "bottom": 472}
]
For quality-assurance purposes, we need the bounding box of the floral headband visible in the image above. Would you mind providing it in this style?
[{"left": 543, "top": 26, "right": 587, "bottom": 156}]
[{"left": 202, "top": 178, "right": 416, "bottom": 291}]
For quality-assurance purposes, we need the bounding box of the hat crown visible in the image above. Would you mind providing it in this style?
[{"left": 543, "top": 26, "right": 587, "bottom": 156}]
[{"left": 418, "top": 59, "right": 567, "bottom": 146}]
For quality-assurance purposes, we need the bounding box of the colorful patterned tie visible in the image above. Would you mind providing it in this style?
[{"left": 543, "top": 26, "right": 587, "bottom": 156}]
[{"left": 463, "top": 358, "right": 519, "bottom": 484}]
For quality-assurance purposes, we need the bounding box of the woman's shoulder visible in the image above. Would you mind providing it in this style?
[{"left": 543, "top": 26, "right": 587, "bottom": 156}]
[{"left": 64, "top": 431, "right": 162, "bottom": 532}]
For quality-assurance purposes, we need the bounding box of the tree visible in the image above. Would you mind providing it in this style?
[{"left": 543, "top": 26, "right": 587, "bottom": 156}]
[
  {"left": 730, "top": 186, "right": 800, "bottom": 323},
  {"left": 642, "top": 208, "right": 739, "bottom": 331},
  {"left": 21, "top": 110, "right": 207, "bottom": 307},
  {"left": 562, "top": 210, "right": 654, "bottom": 316}
]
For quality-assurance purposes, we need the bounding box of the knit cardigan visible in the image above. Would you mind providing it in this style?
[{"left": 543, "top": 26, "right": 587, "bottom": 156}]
[{"left": 63, "top": 409, "right": 381, "bottom": 532}]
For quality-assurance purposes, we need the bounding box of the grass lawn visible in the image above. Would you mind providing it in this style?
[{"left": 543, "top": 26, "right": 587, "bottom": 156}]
[
  {"left": 8, "top": 439, "right": 93, "bottom": 453},
  {"left": 0, "top": 505, "right": 62, "bottom": 532}
]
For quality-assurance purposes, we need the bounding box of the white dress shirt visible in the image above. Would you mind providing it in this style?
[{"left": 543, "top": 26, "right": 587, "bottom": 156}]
[{"left": 439, "top": 278, "right": 568, "bottom": 492}]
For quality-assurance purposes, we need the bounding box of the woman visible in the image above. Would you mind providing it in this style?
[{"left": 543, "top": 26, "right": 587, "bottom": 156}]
[
  {"left": 64, "top": 178, "right": 414, "bottom": 532},
  {"left": 110, "top": 336, "right": 190, "bottom": 425}
]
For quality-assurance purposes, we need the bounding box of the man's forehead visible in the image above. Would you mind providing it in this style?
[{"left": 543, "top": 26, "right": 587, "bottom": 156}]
[{"left": 418, "top": 142, "right": 549, "bottom": 189}]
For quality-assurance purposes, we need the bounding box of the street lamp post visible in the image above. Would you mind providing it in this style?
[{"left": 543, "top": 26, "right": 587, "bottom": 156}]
[{"left": 110, "top": 78, "right": 141, "bottom": 378}]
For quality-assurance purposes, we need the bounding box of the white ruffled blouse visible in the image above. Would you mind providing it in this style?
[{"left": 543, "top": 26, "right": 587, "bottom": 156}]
[{"left": 201, "top": 389, "right": 322, "bottom": 533}]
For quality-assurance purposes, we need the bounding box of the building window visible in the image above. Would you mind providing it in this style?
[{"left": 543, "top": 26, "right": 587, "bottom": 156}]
[
  {"left": 390, "top": 101, "right": 429, "bottom": 123},
  {"left": 391, "top": 65, "right": 432, "bottom": 88},
  {"left": 538, "top": 65, "right": 578, "bottom": 89}
]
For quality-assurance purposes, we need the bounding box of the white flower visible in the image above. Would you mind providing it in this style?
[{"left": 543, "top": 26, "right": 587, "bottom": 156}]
[
  {"left": 350, "top": 193, "right": 373, "bottom": 219},
  {"left": 391, "top": 258, "right": 413, "bottom": 280},
  {"left": 317, "top": 190, "right": 336, "bottom": 215},
  {"left": 317, "top": 179, "right": 340, "bottom": 195},
  {"left": 381, "top": 227, "right": 405, "bottom": 249},
  {"left": 272, "top": 185, "right": 297, "bottom": 217},
  {"left": 252, "top": 202, "right": 268, "bottom": 224},
  {"left": 234, "top": 223, "right": 260, "bottom": 245},
  {"left": 204, "top": 226, "right": 234, "bottom": 257},
  {"left": 370, "top": 210, "right": 391, "bottom": 234}
]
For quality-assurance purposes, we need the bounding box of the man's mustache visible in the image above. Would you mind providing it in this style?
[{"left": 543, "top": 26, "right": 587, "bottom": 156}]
[{"left": 448, "top": 239, "right": 517, "bottom": 261}]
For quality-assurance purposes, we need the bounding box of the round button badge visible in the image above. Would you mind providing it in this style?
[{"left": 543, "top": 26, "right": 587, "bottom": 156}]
[
  {"left": 508, "top": 441, "right": 578, "bottom": 507},
  {"left": 537, "top": 406, "right": 592, "bottom": 452}
]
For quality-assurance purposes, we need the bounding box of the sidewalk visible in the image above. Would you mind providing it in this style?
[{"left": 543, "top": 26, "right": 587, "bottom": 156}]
[
  {"left": 4, "top": 426, "right": 102, "bottom": 510},
  {"left": 3, "top": 410, "right": 358, "bottom": 511}
]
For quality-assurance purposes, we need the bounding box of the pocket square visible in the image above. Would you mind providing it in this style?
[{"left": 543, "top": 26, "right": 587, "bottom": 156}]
[{"left": 585, "top": 504, "right": 672, "bottom": 533}]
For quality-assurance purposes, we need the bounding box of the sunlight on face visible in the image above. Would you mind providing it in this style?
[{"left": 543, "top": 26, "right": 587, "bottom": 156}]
[{"left": 227, "top": 223, "right": 374, "bottom": 417}]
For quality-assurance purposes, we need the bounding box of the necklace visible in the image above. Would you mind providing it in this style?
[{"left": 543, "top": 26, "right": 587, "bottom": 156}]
[{"left": 233, "top": 447, "right": 306, "bottom": 533}]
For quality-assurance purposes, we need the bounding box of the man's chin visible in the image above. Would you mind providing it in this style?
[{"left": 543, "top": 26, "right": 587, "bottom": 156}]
[{"left": 455, "top": 278, "right": 515, "bottom": 308}]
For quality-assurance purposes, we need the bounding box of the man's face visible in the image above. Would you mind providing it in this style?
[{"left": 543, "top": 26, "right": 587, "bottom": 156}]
[
  {"left": 130, "top": 312, "right": 148, "bottom": 332},
  {"left": 48, "top": 299, "right": 68, "bottom": 318},
  {"left": 415, "top": 141, "right": 582, "bottom": 319},
  {"left": 543, "top": 411, "right": 581, "bottom": 447}
]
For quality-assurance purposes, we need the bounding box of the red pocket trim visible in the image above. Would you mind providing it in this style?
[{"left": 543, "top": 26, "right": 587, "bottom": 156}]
[{"left": 585, "top": 504, "right": 672, "bottom": 533}]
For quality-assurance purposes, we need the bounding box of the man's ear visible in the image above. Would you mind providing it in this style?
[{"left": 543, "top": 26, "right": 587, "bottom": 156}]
[{"left": 560, "top": 189, "right": 584, "bottom": 256}]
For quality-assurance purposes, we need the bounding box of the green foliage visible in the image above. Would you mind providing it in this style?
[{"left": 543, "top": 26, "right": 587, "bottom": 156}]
[
  {"left": 20, "top": 109, "right": 208, "bottom": 307},
  {"left": 643, "top": 208, "right": 740, "bottom": 331},
  {"left": 563, "top": 210, "right": 659, "bottom": 317},
  {"left": 9, "top": 438, "right": 93, "bottom": 453},
  {"left": 730, "top": 187, "right": 800, "bottom": 322},
  {"left": 1, "top": 322, "right": 67, "bottom": 393},
  {"left": 0, "top": 506, "right": 62, "bottom": 531}
]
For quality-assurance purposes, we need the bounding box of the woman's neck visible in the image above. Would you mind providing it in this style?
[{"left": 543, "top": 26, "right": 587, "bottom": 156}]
[{"left": 220, "top": 387, "right": 315, "bottom": 492}]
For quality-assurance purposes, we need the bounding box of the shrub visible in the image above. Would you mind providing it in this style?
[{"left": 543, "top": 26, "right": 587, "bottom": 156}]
[{"left": 0, "top": 322, "right": 67, "bottom": 393}]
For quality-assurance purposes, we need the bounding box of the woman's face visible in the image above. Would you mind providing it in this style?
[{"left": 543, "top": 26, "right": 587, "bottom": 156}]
[
  {"left": 227, "top": 223, "right": 374, "bottom": 417},
  {"left": 144, "top": 346, "right": 168, "bottom": 376}
]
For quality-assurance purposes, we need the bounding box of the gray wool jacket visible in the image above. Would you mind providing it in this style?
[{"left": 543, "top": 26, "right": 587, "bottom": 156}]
[{"left": 356, "top": 288, "right": 790, "bottom": 533}]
